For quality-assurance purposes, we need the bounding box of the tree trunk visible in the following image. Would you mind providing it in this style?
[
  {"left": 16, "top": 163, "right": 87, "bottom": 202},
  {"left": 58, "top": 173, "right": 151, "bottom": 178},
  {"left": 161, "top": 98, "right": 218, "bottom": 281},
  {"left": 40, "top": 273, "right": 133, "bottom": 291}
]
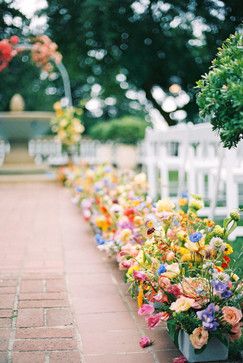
[{"left": 145, "top": 89, "right": 177, "bottom": 127}]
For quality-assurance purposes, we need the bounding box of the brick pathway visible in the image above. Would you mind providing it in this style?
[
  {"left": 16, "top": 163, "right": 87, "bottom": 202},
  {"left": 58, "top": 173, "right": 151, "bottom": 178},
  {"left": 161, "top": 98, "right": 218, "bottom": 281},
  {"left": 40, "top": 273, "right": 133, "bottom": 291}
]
[{"left": 0, "top": 182, "right": 180, "bottom": 363}]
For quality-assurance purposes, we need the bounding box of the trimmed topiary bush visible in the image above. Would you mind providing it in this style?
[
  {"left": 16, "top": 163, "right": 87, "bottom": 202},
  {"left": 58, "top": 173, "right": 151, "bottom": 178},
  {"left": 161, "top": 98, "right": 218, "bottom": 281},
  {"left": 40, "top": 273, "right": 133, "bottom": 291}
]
[
  {"left": 89, "top": 116, "right": 147, "bottom": 145},
  {"left": 196, "top": 33, "right": 243, "bottom": 148}
]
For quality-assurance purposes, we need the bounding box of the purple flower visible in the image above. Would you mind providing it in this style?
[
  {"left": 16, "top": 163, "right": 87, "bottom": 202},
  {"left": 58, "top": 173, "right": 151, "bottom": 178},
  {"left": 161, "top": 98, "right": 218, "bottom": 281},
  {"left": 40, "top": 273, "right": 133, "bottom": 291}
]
[
  {"left": 189, "top": 232, "right": 203, "bottom": 243},
  {"left": 212, "top": 280, "right": 227, "bottom": 294},
  {"left": 211, "top": 280, "right": 232, "bottom": 299},
  {"left": 197, "top": 304, "right": 219, "bottom": 332},
  {"left": 221, "top": 289, "right": 233, "bottom": 298}
]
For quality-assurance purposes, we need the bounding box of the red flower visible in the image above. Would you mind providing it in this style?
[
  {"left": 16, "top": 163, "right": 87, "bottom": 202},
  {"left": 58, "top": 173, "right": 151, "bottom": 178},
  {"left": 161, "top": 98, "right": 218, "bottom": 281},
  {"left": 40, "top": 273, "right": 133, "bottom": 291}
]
[
  {"left": 10, "top": 35, "right": 19, "bottom": 45},
  {"left": 0, "top": 40, "right": 13, "bottom": 71},
  {"left": 222, "top": 255, "right": 231, "bottom": 268}
]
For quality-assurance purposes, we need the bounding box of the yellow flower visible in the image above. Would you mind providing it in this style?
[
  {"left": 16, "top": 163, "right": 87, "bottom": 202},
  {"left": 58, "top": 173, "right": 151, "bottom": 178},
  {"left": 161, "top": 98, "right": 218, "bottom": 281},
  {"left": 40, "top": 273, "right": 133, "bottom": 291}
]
[
  {"left": 224, "top": 243, "right": 233, "bottom": 255},
  {"left": 156, "top": 199, "right": 175, "bottom": 212},
  {"left": 231, "top": 273, "right": 239, "bottom": 281},
  {"left": 137, "top": 283, "right": 144, "bottom": 308},
  {"left": 170, "top": 296, "right": 195, "bottom": 312},
  {"left": 177, "top": 230, "right": 187, "bottom": 241},
  {"left": 127, "top": 265, "right": 139, "bottom": 276},
  {"left": 162, "top": 263, "right": 180, "bottom": 278},
  {"left": 179, "top": 198, "right": 188, "bottom": 207}
]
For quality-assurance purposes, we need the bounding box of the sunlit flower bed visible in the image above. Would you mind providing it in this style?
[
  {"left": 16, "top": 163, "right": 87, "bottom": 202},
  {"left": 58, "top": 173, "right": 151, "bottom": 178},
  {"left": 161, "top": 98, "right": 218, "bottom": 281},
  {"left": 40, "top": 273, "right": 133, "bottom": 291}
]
[{"left": 59, "top": 164, "right": 242, "bottom": 360}]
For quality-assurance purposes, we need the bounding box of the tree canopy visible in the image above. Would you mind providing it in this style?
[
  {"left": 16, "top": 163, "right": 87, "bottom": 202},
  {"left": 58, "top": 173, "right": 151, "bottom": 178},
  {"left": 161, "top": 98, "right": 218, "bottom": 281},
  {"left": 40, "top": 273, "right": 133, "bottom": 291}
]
[{"left": 0, "top": 0, "right": 242, "bottom": 126}]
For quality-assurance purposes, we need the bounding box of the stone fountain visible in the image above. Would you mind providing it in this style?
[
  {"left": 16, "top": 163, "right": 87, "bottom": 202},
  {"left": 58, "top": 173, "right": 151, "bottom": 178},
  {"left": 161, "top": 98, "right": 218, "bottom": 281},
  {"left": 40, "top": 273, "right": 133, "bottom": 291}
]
[{"left": 0, "top": 94, "right": 54, "bottom": 178}]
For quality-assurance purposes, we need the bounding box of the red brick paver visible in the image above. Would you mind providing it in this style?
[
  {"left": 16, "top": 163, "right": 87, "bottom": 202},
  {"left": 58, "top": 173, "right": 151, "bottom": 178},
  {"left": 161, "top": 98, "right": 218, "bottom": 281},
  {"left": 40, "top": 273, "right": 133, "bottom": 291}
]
[{"left": 0, "top": 183, "right": 181, "bottom": 363}]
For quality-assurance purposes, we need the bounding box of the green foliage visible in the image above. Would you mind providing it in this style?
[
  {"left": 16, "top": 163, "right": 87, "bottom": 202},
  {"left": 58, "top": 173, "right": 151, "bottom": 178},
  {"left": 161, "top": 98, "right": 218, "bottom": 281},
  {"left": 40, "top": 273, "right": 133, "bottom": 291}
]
[
  {"left": 173, "top": 312, "right": 201, "bottom": 335},
  {"left": 1, "top": 1, "right": 242, "bottom": 125},
  {"left": 196, "top": 33, "right": 243, "bottom": 148},
  {"left": 89, "top": 116, "right": 147, "bottom": 144}
]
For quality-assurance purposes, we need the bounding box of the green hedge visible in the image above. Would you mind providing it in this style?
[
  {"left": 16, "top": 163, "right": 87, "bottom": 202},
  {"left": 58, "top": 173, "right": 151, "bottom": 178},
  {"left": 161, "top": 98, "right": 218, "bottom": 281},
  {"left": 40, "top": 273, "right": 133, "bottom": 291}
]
[
  {"left": 89, "top": 116, "right": 147, "bottom": 145},
  {"left": 196, "top": 33, "right": 243, "bottom": 148}
]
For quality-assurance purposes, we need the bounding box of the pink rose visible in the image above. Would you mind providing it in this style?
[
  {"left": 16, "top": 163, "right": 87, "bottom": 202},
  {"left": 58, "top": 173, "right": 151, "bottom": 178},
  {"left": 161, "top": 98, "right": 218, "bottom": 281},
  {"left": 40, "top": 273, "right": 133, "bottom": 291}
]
[
  {"left": 189, "top": 327, "right": 209, "bottom": 349},
  {"left": 173, "top": 355, "right": 187, "bottom": 363},
  {"left": 138, "top": 304, "right": 155, "bottom": 316},
  {"left": 119, "top": 259, "right": 133, "bottom": 270},
  {"left": 222, "top": 306, "right": 242, "bottom": 326},
  {"left": 139, "top": 336, "right": 152, "bottom": 348},
  {"left": 133, "top": 270, "right": 147, "bottom": 281},
  {"left": 146, "top": 313, "right": 162, "bottom": 329}
]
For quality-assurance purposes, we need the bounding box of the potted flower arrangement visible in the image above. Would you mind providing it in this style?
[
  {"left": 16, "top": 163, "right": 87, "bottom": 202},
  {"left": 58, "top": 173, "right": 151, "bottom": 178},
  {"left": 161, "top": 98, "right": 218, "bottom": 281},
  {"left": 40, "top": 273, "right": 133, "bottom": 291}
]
[
  {"left": 128, "top": 196, "right": 242, "bottom": 362},
  {"left": 51, "top": 101, "right": 85, "bottom": 159},
  {"left": 59, "top": 164, "right": 242, "bottom": 362}
]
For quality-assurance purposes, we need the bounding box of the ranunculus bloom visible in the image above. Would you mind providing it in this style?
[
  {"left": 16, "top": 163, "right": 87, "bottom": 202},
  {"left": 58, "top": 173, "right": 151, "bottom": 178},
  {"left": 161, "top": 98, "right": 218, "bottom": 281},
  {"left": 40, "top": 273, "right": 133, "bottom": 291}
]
[
  {"left": 222, "top": 306, "right": 242, "bottom": 326},
  {"left": 189, "top": 327, "right": 209, "bottom": 349},
  {"left": 170, "top": 297, "right": 195, "bottom": 312},
  {"left": 146, "top": 313, "right": 162, "bottom": 329},
  {"left": 119, "top": 259, "right": 133, "bottom": 270},
  {"left": 138, "top": 304, "right": 155, "bottom": 316},
  {"left": 158, "top": 276, "right": 171, "bottom": 290},
  {"left": 139, "top": 336, "right": 152, "bottom": 348},
  {"left": 133, "top": 270, "right": 147, "bottom": 281}
]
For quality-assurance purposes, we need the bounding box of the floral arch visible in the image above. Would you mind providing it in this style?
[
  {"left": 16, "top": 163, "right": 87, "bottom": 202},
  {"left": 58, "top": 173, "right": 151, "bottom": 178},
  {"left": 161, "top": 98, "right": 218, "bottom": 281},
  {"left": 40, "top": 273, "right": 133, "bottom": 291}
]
[{"left": 0, "top": 35, "right": 72, "bottom": 107}]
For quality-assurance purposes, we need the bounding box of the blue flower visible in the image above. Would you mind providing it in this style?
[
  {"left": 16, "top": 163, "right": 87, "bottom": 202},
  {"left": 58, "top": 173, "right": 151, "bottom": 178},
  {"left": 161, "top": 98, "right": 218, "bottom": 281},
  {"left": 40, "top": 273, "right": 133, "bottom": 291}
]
[
  {"left": 95, "top": 234, "right": 105, "bottom": 245},
  {"left": 189, "top": 232, "right": 203, "bottom": 243},
  {"left": 76, "top": 186, "right": 83, "bottom": 193},
  {"left": 157, "top": 264, "right": 167, "bottom": 275},
  {"left": 197, "top": 303, "right": 219, "bottom": 331},
  {"left": 181, "top": 192, "right": 188, "bottom": 198}
]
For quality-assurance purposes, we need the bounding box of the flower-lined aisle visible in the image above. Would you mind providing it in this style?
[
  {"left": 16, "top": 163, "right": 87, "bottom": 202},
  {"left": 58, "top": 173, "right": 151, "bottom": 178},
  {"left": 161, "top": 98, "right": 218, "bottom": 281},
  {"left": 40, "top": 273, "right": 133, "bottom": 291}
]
[{"left": 59, "top": 164, "right": 243, "bottom": 362}]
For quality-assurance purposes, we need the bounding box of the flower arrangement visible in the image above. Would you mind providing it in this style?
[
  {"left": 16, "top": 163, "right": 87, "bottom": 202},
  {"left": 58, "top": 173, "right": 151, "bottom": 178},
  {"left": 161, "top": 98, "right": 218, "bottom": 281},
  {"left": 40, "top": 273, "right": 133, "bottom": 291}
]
[
  {"left": 0, "top": 35, "right": 62, "bottom": 73},
  {"left": 58, "top": 164, "right": 242, "bottom": 361},
  {"left": 0, "top": 36, "right": 19, "bottom": 72},
  {"left": 51, "top": 101, "right": 84, "bottom": 148},
  {"left": 31, "top": 35, "right": 62, "bottom": 72}
]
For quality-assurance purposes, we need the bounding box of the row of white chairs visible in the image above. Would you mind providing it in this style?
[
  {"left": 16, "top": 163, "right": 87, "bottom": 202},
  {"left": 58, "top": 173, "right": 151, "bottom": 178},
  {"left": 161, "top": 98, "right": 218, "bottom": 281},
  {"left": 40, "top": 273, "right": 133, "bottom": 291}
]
[
  {"left": 0, "top": 140, "right": 10, "bottom": 166},
  {"left": 142, "top": 123, "right": 243, "bottom": 239},
  {"left": 28, "top": 138, "right": 100, "bottom": 166}
]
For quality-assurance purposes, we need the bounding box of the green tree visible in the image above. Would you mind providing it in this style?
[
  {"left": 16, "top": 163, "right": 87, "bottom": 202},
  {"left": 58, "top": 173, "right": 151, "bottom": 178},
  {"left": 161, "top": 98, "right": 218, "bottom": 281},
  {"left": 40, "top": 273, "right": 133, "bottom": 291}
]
[
  {"left": 196, "top": 33, "right": 243, "bottom": 148},
  {"left": 42, "top": 0, "right": 242, "bottom": 125}
]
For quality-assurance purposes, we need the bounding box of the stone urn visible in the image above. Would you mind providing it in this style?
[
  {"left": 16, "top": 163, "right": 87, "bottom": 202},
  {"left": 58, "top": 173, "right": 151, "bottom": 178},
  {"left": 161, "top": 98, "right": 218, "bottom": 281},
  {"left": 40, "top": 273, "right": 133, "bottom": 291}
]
[{"left": 10, "top": 94, "right": 25, "bottom": 112}]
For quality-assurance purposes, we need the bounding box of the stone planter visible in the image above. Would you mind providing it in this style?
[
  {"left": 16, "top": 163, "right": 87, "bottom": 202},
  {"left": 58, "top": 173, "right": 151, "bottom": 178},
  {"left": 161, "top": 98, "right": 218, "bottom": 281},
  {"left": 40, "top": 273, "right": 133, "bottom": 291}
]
[{"left": 178, "top": 330, "right": 228, "bottom": 363}]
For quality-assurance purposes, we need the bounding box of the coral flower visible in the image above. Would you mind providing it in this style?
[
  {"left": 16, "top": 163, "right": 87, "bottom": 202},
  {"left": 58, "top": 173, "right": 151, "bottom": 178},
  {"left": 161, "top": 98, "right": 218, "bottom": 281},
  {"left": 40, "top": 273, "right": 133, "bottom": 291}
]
[
  {"left": 222, "top": 306, "right": 242, "bottom": 326},
  {"left": 189, "top": 327, "right": 209, "bottom": 349}
]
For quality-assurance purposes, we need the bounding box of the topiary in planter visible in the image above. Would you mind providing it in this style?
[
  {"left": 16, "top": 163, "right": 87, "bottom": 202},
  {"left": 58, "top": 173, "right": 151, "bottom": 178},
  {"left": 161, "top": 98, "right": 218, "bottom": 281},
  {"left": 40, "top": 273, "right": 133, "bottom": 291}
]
[{"left": 196, "top": 33, "right": 243, "bottom": 149}]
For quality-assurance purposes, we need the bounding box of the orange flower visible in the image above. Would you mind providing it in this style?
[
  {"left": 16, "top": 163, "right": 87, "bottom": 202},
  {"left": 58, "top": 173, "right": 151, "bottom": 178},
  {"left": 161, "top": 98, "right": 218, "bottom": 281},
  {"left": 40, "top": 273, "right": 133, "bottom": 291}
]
[
  {"left": 190, "top": 327, "right": 208, "bottom": 349},
  {"left": 222, "top": 306, "right": 242, "bottom": 326}
]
